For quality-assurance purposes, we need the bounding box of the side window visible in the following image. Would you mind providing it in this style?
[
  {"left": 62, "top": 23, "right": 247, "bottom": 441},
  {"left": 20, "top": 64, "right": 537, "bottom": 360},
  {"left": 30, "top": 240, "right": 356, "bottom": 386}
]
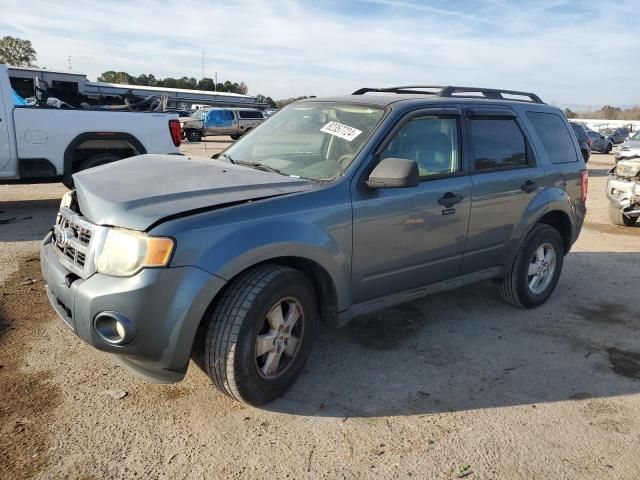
[
  {"left": 527, "top": 112, "right": 578, "bottom": 164},
  {"left": 470, "top": 118, "right": 527, "bottom": 170},
  {"left": 222, "top": 110, "right": 234, "bottom": 121},
  {"left": 380, "top": 115, "right": 460, "bottom": 178}
]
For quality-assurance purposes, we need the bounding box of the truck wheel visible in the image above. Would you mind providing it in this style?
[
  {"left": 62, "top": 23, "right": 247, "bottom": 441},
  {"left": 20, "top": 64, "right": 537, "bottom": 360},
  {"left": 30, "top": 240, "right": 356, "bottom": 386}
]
[
  {"left": 78, "top": 153, "right": 121, "bottom": 171},
  {"left": 609, "top": 204, "right": 638, "bottom": 226},
  {"left": 186, "top": 130, "right": 202, "bottom": 142},
  {"left": 230, "top": 134, "right": 240, "bottom": 140},
  {"left": 204, "top": 265, "right": 319, "bottom": 405},
  {"left": 497, "top": 224, "right": 564, "bottom": 308}
]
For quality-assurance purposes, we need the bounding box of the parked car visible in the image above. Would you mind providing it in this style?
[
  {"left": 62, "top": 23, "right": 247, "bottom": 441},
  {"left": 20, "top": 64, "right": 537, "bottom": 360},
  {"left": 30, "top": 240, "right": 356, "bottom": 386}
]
[
  {"left": 601, "top": 127, "right": 631, "bottom": 144},
  {"left": 0, "top": 64, "right": 181, "bottom": 188},
  {"left": 587, "top": 130, "right": 613, "bottom": 154},
  {"left": 606, "top": 157, "right": 640, "bottom": 226},
  {"left": 41, "top": 85, "right": 587, "bottom": 405},
  {"left": 615, "top": 130, "right": 640, "bottom": 163},
  {"left": 182, "top": 107, "right": 265, "bottom": 142},
  {"left": 570, "top": 122, "right": 591, "bottom": 162}
]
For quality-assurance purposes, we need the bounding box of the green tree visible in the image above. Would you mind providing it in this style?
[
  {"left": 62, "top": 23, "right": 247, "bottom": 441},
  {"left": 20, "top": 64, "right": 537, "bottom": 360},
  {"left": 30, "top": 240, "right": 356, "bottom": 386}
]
[
  {"left": 563, "top": 108, "right": 576, "bottom": 119},
  {"left": 256, "top": 94, "right": 277, "bottom": 108},
  {"left": 0, "top": 36, "right": 36, "bottom": 67},
  {"left": 197, "top": 77, "right": 216, "bottom": 91}
]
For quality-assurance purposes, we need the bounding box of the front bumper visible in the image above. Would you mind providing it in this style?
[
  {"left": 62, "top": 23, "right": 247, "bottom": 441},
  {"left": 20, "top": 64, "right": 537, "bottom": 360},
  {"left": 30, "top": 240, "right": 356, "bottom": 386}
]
[
  {"left": 606, "top": 175, "right": 640, "bottom": 215},
  {"left": 41, "top": 232, "right": 226, "bottom": 382}
]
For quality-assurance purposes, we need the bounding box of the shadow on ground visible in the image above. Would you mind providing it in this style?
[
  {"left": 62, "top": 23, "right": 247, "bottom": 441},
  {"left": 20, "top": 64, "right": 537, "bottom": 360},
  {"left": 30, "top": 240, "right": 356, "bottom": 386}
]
[
  {"left": 256, "top": 251, "right": 640, "bottom": 418},
  {"left": 0, "top": 199, "right": 59, "bottom": 242}
]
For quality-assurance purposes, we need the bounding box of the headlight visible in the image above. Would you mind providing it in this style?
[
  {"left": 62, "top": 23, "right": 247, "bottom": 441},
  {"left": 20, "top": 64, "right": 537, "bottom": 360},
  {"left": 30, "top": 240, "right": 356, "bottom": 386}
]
[
  {"left": 96, "top": 229, "right": 175, "bottom": 277},
  {"left": 60, "top": 191, "right": 74, "bottom": 209}
]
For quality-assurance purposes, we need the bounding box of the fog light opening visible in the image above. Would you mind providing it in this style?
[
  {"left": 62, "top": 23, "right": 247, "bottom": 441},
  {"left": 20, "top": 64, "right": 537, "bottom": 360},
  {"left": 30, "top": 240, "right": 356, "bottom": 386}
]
[{"left": 94, "top": 312, "right": 135, "bottom": 345}]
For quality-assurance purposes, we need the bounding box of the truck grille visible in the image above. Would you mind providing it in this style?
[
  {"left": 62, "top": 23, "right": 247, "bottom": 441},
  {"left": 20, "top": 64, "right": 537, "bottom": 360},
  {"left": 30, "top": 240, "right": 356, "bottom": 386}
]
[{"left": 53, "top": 207, "right": 106, "bottom": 278}]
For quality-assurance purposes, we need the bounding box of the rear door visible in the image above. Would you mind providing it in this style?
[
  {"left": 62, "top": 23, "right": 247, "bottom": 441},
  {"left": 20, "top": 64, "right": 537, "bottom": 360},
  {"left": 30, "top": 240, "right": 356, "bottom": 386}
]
[
  {"left": 351, "top": 108, "right": 472, "bottom": 303},
  {"left": 0, "top": 81, "right": 13, "bottom": 173},
  {"left": 461, "top": 107, "right": 546, "bottom": 274}
]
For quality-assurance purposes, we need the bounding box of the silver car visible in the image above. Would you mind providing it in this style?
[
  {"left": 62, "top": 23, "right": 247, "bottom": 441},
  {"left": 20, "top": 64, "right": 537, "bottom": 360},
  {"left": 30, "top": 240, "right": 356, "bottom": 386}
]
[
  {"left": 615, "top": 130, "right": 640, "bottom": 163},
  {"left": 182, "top": 107, "right": 265, "bottom": 142}
]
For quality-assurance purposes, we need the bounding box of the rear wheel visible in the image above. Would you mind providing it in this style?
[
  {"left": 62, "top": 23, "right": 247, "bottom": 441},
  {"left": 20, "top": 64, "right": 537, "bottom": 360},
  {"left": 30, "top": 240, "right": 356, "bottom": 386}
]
[
  {"left": 186, "top": 129, "right": 202, "bottom": 142},
  {"left": 204, "top": 265, "right": 319, "bottom": 405},
  {"left": 230, "top": 134, "right": 240, "bottom": 140},
  {"left": 63, "top": 152, "right": 122, "bottom": 188},
  {"left": 609, "top": 204, "right": 638, "bottom": 226},
  {"left": 605, "top": 143, "right": 612, "bottom": 154},
  {"left": 497, "top": 224, "right": 564, "bottom": 308}
]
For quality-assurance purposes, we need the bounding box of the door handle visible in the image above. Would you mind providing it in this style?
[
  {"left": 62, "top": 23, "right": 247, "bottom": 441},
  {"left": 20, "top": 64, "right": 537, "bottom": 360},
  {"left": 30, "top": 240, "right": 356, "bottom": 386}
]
[
  {"left": 438, "top": 192, "right": 463, "bottom": 208},
  {"left": 521, "top": 180, "right": 537, "bottom": 193}
]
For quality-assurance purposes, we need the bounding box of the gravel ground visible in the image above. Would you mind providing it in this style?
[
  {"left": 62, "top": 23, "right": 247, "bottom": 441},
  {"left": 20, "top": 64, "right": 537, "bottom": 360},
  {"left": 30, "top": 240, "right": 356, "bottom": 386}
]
[{"left": 1, "top": 149, "right": 639, "bottom": 479}]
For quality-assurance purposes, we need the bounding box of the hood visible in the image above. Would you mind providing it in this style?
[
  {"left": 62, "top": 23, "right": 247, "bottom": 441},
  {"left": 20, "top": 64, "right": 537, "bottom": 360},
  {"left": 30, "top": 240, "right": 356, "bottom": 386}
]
[
  {"left": 620, "top": 140, "right": 640, "bottom": 150},
  {"left": 73, "top": 154, "right": 312, "bottom": 230}
]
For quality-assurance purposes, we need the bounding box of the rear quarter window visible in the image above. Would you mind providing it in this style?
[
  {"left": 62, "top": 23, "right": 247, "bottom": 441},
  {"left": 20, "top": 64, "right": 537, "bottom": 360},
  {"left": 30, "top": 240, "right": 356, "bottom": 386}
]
[
  {"left": 528, "top": 112, "right": 579, "bottom": 164},
  {"left": 238, "top": 110, "right": 264, "bottom": 119}
]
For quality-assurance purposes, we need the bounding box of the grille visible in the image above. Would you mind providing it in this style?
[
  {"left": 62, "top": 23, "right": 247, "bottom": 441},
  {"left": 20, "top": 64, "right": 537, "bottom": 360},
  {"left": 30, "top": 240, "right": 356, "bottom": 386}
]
[{"left": 53, "top": 207, "right": 104, "bottom": 278}]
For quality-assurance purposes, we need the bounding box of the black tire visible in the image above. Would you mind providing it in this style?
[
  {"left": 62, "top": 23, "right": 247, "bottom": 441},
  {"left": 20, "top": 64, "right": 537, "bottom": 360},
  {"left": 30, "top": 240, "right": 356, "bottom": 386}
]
[
  {"left": 78, "top": 153, "right": 121, "bottom": 171},
  {"left": 605, "top": 143, "right": 612, "bottom": 154},
  {"left": 204, "top": 264, "right": 319, "bottom": 405},
  {"left": 497, "top": 224, "right": 564, "bottom": 308},
  {"left": 186, "top": 129, "right": 202, "bottom": 142},
  {"left": 230, "top": 134, "right": 240, "bottom": 140},
  {"left": 63, "top": 152, "right": 122, "bottom": 188},
  {"left": 609, "top": 204, "right": 638, "bottom": 226}
]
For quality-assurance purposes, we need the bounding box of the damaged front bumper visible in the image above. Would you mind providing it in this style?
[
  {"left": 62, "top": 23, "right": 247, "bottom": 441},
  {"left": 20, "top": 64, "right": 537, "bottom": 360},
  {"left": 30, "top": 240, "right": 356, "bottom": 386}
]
[{"left": 606, "top": 174, "right": 640, "bottom": 216}]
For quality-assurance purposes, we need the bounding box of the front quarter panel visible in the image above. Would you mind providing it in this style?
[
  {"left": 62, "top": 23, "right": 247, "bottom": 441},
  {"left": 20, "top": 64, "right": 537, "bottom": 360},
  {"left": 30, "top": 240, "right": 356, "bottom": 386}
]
[{"left": 150, "top": 182, "right": 353, "bottom": 311}]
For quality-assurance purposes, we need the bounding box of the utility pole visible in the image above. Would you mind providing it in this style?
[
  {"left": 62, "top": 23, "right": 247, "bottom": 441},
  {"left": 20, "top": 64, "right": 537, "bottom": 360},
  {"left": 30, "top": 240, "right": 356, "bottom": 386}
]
[{"left": 215, "top": 72, "right": 218, "bottom": 92}]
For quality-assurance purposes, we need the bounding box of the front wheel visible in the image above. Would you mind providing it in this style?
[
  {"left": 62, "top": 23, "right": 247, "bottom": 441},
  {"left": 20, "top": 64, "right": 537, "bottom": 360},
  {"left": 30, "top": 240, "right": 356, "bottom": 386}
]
[
  {"left": 230, "top": 134, "right": 240, "bottom": 140},
  {"left": 497, "top": 224, "right": 564, "bottom": 308},
  {"left": 605, "top": 143, "right": 612, "bottom": 154},
  {"left": 204, "top": 265, "right": 319, "bottom": 405},
  {"left": 186, "top": 129, "right": 202, "bottom": 142},
  {"left": 609, "top": 204, "right": 638, "bottom": 226}
]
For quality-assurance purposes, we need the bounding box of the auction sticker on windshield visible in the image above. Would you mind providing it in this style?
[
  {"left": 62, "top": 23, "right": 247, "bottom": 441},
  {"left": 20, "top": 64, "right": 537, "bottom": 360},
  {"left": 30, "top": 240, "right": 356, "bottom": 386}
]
[{"left": 320, "top": 121, "right": 362, "bottom": 142}]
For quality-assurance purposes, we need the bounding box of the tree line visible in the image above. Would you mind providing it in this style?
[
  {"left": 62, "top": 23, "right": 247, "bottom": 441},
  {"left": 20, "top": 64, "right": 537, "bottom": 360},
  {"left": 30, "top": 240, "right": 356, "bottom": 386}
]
[
  {"left": 98, "top": 71, "right": 278, "bottom": 108},
  {"left": 97, "top": 71, "right": 249, "bottom": 95},
  {"left": 564, "top": 105, "right": 640, "bottom": 121}
]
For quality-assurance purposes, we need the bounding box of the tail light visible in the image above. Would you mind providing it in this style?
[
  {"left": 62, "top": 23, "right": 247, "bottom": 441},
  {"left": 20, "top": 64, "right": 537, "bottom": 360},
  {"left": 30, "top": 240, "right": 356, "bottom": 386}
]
[
  {"left": 169, "top": 119, "right": 182, "bottom": 147},
  {"left": 580, "top": 169, "right": 588, "bottom": 203}
]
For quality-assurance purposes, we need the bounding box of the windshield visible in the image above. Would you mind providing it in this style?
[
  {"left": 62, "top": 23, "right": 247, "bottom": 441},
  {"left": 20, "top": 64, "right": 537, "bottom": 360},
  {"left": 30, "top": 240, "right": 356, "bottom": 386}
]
[
  {"left": 222, "top": 102, "right": 385, "bottom": 180},
  {"left": 191, "top": 110, "right": 206, "bottom": 120}
]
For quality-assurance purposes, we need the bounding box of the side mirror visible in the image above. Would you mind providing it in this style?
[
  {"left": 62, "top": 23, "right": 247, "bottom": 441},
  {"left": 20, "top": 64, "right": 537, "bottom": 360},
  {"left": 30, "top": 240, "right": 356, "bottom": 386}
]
[{"left": 366, "top": 157, "right": 419, "bottom": 189}]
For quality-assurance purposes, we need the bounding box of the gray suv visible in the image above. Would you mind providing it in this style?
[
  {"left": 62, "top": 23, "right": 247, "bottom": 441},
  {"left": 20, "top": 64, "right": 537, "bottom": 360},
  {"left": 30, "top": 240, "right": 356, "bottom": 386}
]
[{"left": 41, "top": 85, "right": 588, "bottom": 405}]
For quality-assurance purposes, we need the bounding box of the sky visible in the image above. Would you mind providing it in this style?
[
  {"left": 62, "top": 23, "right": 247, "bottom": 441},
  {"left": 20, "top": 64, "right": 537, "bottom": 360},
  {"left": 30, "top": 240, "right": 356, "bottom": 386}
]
[{"left": 1, "top": 0, "right": 638, "bottom": 108}]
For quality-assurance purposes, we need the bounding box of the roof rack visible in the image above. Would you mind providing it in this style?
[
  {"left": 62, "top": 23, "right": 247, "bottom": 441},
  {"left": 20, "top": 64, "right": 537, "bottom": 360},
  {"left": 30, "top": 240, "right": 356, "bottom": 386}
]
[{"left": 351, "top": 85, "right": 544, "bottom": 104}]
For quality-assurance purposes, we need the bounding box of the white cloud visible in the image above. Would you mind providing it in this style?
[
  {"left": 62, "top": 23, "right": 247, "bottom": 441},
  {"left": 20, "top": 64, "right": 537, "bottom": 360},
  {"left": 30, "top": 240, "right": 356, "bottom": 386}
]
[{"left": 1, "top": 0, "right": 638, "bottom": 106}]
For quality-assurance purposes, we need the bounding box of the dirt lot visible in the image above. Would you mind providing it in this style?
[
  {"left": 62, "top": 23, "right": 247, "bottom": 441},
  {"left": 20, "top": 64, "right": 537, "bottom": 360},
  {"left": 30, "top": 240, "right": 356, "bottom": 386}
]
[{"left": 1, "top": 146, "right": 639, "bottom": 479}]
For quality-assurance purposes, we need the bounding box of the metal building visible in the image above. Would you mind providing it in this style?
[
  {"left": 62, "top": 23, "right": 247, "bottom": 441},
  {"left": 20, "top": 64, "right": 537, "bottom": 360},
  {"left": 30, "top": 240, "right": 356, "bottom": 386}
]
[{"left": 7, "top": 66, "right": 261, "bottom": 109}]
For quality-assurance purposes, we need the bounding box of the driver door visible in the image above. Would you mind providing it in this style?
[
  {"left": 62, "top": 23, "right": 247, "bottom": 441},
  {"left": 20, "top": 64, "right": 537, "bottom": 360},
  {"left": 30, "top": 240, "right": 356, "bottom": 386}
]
[{"left": 350, "top": 109, "right": 472, "bottom": 303}]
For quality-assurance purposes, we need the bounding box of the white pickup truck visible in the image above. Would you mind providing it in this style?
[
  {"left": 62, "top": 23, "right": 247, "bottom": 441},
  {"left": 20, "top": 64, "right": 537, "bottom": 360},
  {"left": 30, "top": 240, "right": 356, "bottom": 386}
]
[{"left": 0, "top": 64, "right": 181, "bottom": 187}]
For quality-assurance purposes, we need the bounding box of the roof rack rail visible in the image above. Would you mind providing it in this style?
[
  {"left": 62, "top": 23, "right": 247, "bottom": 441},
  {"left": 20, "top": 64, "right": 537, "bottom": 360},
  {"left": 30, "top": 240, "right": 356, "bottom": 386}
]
[{"left": 351, "top": 85, "right": 544, "bottom": 104}]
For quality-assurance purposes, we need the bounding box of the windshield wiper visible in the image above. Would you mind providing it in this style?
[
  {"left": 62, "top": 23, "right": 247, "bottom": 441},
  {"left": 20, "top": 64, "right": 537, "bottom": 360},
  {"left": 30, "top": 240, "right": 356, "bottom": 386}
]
[
  {"left": 235, "top": 160, "right": 288, "bottom": 176},
  {"left": 216, "top": 152, "right": 235, "bottom": 164}
]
